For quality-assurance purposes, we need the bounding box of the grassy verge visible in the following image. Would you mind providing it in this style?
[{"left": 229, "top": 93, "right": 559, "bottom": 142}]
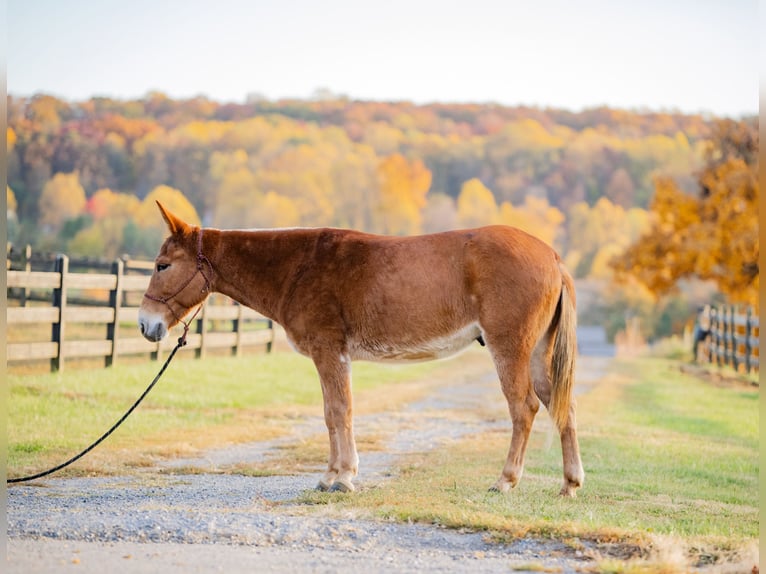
[
  {"left": 8, "top": 350, "right": 759, "bottom": 570},
  {"left": 294, "top": 357, "right": 759, "bottom": 571},
  {"left": 7, "top": 350, "right": 451, "bottom": 477}
]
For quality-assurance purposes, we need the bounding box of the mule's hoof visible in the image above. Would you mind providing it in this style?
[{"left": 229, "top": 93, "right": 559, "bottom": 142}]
[
  {"left": 329, "top": 479, "right": 354, "bottom": 493},
  {"left": 559, "top": 485, "right": 577, "bottom": 498},
  {"left": 488, "top": 481, "right": 511, "bottom": 493},
  {"left": 316, "top": 481, "right": 332, "bottom": 492}
]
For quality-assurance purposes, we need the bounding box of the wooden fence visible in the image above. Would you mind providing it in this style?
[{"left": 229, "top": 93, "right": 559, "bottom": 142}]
[
  {"left": 7, "top": 247, "right": 274, "bottom": 372},
  {"left": 701, "top": 306, "right": 759, "bottom": 374}
]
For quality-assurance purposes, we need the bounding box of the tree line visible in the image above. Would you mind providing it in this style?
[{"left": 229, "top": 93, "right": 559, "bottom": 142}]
[
  {"left": 6, "top": 93, "right": 757, "bottom": 338},
  {"left": 7, "top": 93, "right": 709, "bottom": 261}
]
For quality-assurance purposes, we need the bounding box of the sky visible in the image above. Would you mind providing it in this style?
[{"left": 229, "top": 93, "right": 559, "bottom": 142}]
[{"left": 7, "top": 0, "right": 759, "bottom": 117}]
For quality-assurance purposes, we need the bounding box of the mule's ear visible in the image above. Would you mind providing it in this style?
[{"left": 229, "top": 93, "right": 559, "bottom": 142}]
[{"left": 156, "top": 201, "right": 189, "bottom": 235}]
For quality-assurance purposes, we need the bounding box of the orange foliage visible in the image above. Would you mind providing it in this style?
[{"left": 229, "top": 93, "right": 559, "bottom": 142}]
[
  {"left": 615, "top": 119, "right": 758, "bottom": 307},
  {"left": 376, "top": 154, "right": 431, "bottom": 235}
]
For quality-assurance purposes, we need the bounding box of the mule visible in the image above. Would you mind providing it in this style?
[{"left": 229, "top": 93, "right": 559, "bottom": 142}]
[{"left": 139, "top": 202, "right": 584, "bottom": 496}]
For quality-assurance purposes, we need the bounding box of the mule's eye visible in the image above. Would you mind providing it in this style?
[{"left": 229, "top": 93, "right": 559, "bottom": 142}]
[{"left": 156, "top": 263, "right": 170, "bottom": 272}]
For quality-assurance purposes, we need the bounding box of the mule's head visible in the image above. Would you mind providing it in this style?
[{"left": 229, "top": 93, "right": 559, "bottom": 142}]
[{"left": 138, "top": 202, "right": 211, "bottom": 342}]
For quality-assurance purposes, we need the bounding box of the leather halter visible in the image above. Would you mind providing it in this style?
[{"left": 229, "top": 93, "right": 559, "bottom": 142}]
[{"left": 143, "top": 228, "right": 213, "bottom": 337}]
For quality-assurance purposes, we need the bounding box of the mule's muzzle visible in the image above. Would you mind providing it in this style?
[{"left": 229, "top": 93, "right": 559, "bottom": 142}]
[{"left": 138, "top": 313, "right": 167, "bottom": 342}]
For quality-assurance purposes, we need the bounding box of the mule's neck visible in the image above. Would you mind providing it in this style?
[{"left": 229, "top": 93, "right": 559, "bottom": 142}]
[{"left": 202, "top": 227, "right": 308, "bottom": 322}]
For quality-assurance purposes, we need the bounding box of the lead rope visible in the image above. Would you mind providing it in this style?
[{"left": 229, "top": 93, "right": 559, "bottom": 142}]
[{"left": 7, "top": 320, "right": 198, "bottom": 484}]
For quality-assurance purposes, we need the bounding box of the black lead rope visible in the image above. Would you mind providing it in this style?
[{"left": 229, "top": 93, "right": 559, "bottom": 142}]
[{"left": 7, "top": 336, "right": 187, "bottom": 485}]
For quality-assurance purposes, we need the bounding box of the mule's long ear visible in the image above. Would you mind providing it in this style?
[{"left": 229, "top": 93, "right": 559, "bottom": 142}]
[{"left": 156, "top": 201, "right": 189, "bottom": 235}]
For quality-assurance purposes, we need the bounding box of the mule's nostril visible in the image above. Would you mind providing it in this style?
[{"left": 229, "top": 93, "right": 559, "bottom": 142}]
[{"left": 139, "top": 322, "right": 145, "bottom": 335}]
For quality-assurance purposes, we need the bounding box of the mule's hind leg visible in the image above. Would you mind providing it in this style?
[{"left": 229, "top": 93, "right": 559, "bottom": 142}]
[
  {"left": 531, "top": 341, "right": 584, "bottom": 497},
  {"left": 488, "top": 345, "right": 540, "bottom": 492},
  {"left": 314, "top": 354, "right": 359, "bottom": 493}
]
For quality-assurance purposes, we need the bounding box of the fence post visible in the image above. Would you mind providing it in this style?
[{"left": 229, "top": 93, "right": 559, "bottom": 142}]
[
  {"left": 728, "top": 306, "right": 737, "bottom": 370},
  {"left": 718, "top": 305, "right": 730, "bottom": 367},
  {"left": 106, "top": 258, "right": 124, "bottom": 368},
  {"left": 745, "top": 307, "right": 757, "bottom": 374},
  {"left": 266, "top": 319, "right": 274, "bottom": 353},
  {"left": 51, "top": 254, "right": 69, "bottom": 372},
  {"left": 20, "top": 244, "right": 32, "bottom": 307},
  {"left": 709, "top": 307, "right": 718, "bottom": 366},
  {"left": 196, "top": 303, "right": 208, "bottom": 359},
  {"left": 232, "top": 303, "right": 243, "bottom": 357}
]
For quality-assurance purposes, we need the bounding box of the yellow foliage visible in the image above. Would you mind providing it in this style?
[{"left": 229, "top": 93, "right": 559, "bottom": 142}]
[
  {"left": 614, "top": 119, "right": 759, "bottom": 307},
  {"left": 38, "top": 172, "right": 87, "bottom": 231},
  {"left": 7, "top": 185, "right": 17, "bottom": 213},
  {"left": 7, "top": 127, "right": 16, "bottom": 150},
  {"left": 377, "top": 154, "right": 431, "bottom": 235},
  {"left": 208, "top": 149, "right": 259, "bottom": 227},
  {"left": 457, "top": 178, "right": 497, "bottom": 228},
  {"left": 501, "top": 118, "right": 565, "bottom": 152},
  {"left": 252, "top": 192, "right": 301, "bottom": 228},
  {"left": 88, "top": 188, "right": 140, "bottom": 220},
  {"left": 498, "top": 196, "right": 564, "bottom": 247},
  {"left": 138, "top": 185, "right": 200, "bottom": 229}
]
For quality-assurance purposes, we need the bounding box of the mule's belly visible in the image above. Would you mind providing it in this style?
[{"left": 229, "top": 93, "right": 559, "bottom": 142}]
[{"left": 350, "top": 322, "right": 482, "bottom": 363}]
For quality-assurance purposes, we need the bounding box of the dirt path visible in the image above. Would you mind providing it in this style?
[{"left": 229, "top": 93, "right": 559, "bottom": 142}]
[{"left": 7, "top": 354, "right": 611, "bottom": 573}]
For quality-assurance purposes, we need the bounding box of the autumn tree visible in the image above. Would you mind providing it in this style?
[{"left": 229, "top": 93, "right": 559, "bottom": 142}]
[
  {"left": 38, "top": 172, "right": 87, "bottom": 234},
  {"left": 422, "top": 193, "right": 458, "bottom": 233},
  {"left": 69, "top": 188, "right": 141, "bottom": 258},
  {"left": 566, "top": 198, "right": 649, "bottom": 278},
  {"left": 207, "top": 149, "right": 259, "bottom": 227},
  {"left": 7, "top": 185, "right": 17, "bottom": 214},
  {"left": 376, "top": 154, "right": 431, "bottom": 235},
  {"left": 7, "top": 186, "right": 19, "bottom": 243},
  {"left": 137, "top": 185, "right": 200, "bottom": 227},
  {"left": 456, "top": 178, "right": 498, "bottom": 228},
  {"left": 614, "top": 119, "right": 759, "bottom": 307},
  {"left": 497, "top": 196, "right": 564, "bottom": 247}
]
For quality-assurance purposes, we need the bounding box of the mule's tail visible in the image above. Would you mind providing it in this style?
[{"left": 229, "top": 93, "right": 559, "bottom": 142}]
[{"left": 548, "top": 265, "right": 577, "bottom": 432}]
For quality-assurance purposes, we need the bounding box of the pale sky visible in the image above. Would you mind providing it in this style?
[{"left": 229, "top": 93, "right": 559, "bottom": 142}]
[{"left": 7, "top": 0, "right": 759, "bottom": 117}]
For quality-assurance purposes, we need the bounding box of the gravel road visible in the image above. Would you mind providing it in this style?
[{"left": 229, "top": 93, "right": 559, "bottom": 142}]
[{"left": 7, "top": 355, "right": 611, "bottom": 573}]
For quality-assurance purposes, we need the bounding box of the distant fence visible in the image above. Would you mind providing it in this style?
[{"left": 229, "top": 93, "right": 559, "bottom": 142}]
[
  {"left": 7, "top": 245, "right": 274, "bottom": 372},
  {"left": 696, "top": 305, "right": 759, "bottom": 374}
]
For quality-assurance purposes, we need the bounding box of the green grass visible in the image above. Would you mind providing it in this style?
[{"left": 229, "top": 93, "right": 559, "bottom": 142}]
[
  {"left": 7, "top": 350, "right": 443, "bottom": 476},
  {"left": 294, "top": 357, "right": 758, "bottom": 568},
  {"left": 7, "top": 351, "right": 759, "bottom": 570}
]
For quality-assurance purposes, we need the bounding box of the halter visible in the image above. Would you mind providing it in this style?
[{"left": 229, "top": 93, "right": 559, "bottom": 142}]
[{"left": 143, "top": 227, "right": 214, "bottom": 341}]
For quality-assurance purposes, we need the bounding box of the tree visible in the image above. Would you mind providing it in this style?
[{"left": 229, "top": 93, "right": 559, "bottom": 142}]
[
  {"left": 7, "top": 127, "right": 16, "bottom": 150},
  {"left": 456, "top": 178, "right": 497, "bottom": 228},
  {"left": 498, "top": 196, "right": 564, "bottom": 247},
  {"left": 38, "top": 172, "right": 87, "bottom": 233},
  {"left": 422, "top": 193, "right": 458, "bottom": 233},
  {"left": 614, "top": 119, "right": 758, "bottom": 307},
  {"left": 207, "top": 149, "right": 259, "bottom": 227},
  {"left": 376, "top": 154, "right": 431, "bottom": 235},
  {"left": 604, "top": 168, "right": 635, "bottom": 208},
  {"left": 7, "top": 185, "right": 17, "bottom": 214},
  {"left": 7, "top": 185, "right": 19, "bottom": 244},
  {"left": 250, "top": 191, "right": 301, "bottom": 228},
  {"left": 137, "top": 184, "right": 200, "bottom": 241},
  {"left": 69, "top": 188, "right": 142, "bottom": 258}
]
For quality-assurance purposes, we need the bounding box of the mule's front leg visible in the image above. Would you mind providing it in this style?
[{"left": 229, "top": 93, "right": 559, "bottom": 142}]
[{"left": 314, "top": 354, "right": 359, "bottom": 493}]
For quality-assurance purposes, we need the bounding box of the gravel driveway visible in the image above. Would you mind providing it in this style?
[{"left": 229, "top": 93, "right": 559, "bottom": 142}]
[{"left": 7, "top": 355, "right": 611, "bottom": 573}]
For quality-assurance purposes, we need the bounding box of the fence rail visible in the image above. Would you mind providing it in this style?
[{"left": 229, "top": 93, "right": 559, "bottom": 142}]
[
  {"left": 7, "top": 249, "right": 274, "bottom": 372},
  {"left": 699, "top": 305, "right": 759, "bottom": 374}
]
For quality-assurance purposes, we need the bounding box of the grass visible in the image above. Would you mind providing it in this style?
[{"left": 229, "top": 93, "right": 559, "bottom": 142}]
[
  {"left": 291, "top": 357, "right": 759, "bottom": 570},
  {"left": 7, "top": 349, "right": 446, "bottom": 477},
  {"left": 7, "top": 349, "right": 759, "bottom": 571}
]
